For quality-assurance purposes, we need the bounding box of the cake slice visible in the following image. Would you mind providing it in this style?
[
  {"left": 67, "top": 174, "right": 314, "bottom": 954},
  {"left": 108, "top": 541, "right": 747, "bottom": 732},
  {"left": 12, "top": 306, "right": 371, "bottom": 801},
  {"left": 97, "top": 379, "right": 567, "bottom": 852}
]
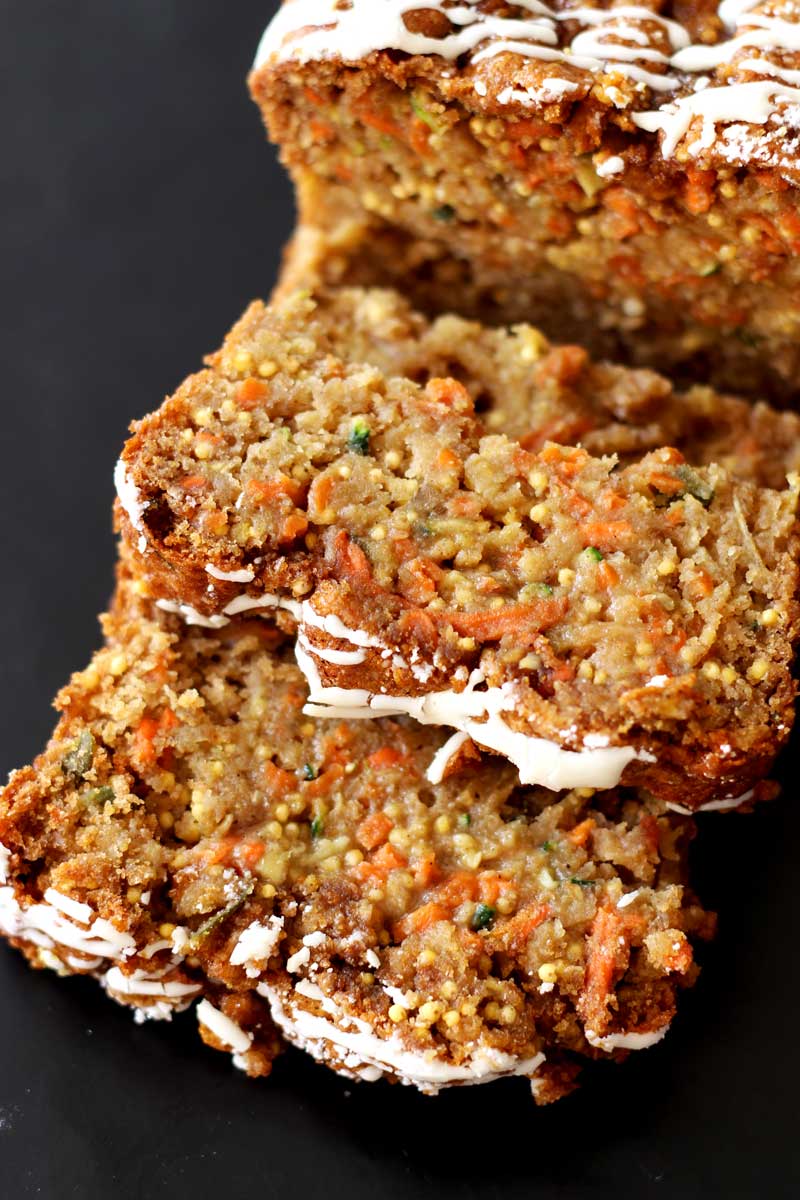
[
  {"left": 0, "top": 562, "right": 714, "bottom": 1100},
  {"left": 114, "top": 287, "right": 800, "bottom": 808},
  {"left": 252, "top": 0, "right": 800, "bottom": 403}
]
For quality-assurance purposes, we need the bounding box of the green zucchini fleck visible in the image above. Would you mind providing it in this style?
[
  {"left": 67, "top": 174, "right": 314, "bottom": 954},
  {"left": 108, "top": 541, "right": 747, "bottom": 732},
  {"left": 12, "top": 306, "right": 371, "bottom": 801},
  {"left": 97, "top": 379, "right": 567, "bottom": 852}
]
[
  {"left": 347, "top": 418, "right": 370, "bottom": 456},
  {"left": 188, "top": 881, "right": 255, "bottom": 949},
  {"left": 675, "top": 465, "right": 715, "bottom": 507},
  {"left": 569, "top": 877, "right": 595, "bottom": 888},
  {"left": 302, "top": 763, "right": 319, "bottom": 781},
  {"left": 82, "top": 785, "right": 115, "bottom": 807},
  {"left": 459, "top": 812, "right": 472, "bottom": 828},
  {"left": 698, "top": 261, "right": 721, "bottom": 277},
  {"left": 471, "top": 903, "right": 496, "bottom": 931},
  {"left": 310, "top": 816, "right": 324, "bottom": 839},
  {"left": 410, "top": 92, "right": 440, "bottom": 132},
  {"left": 432, "top": 204, "right": 456, "bottom": 222},
  {"left": 62, "top": 731, "right": 95, "bottom": 779},
  {"left": 583, "top": 546, "right": 604, "bottom": 563}
]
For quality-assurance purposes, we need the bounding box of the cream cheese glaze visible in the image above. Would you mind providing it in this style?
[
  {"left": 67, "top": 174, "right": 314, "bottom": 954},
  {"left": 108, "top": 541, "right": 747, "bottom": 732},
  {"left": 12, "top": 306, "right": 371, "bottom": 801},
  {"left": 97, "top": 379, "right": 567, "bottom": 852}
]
[
  {"left": 297, "top": 639, "right": 655, "bottom": 791},
  {"left": 254, "top": 0, "right": 800, "bottom": 168},
  {"left": 259, "top": 979, "right": 546, "bottom": 1093}
]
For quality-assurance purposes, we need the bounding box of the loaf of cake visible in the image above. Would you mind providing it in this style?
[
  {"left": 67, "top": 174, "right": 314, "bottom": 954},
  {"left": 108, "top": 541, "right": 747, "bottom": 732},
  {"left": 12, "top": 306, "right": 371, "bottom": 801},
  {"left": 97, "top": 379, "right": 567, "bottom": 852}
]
[
  {"left": 113, "top": 286, "right": 800, "bottom": 809},
  {"left": 252, "top": 0, "right": 800, "bottom": 403}
]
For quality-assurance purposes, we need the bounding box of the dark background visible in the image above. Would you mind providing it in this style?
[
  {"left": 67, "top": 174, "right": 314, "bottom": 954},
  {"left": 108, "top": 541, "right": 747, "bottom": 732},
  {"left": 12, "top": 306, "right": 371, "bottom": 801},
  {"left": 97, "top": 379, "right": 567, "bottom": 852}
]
[{"left": 0, "top": 4, "right": 797, "bottom": 1197}]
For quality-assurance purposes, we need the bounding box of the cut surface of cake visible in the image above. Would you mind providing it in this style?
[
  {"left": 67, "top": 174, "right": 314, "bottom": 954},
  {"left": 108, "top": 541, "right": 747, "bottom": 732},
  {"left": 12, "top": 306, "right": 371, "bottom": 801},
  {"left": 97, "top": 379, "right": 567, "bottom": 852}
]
[
  {"left": 252, "top": 0, "right": 800, "bottom": 403},
  {"left": 0, "top": 567, "right": 715, "bottom": 1100},
  {"left": 114, "top": 287, "right": 800, "bottom": 808}
]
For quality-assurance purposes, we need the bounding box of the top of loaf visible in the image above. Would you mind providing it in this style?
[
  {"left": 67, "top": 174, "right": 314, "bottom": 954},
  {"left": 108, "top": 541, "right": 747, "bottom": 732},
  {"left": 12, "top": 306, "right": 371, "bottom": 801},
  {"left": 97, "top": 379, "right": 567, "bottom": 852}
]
[{"left": 254, "top": 0, "right": 800, "bottom": 179}]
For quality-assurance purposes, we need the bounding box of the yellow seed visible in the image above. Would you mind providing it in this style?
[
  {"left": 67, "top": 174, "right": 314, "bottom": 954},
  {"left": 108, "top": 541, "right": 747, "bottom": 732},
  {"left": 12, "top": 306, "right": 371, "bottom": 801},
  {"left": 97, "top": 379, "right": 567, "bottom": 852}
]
[
  {"left": 500, "top": 1005, "right": 518, "bottom": 1025},
  {"left": 418, "top": 949, "right": 436, "bottom": 967},
  {"left": 258, "top": 359, "right": 278, "bottom": 378},
  {"left": 275, "top": 804, "right": 290, "bottom": 823},
  {"left": 721, "top": 666, "right": 737, "bottom": 685},
  {"left": 338, "top": 464, "right": 352, "bottom": 480},
  {"left": 360, "top": 972, "right": 375, "bottom": 986},
  {"left": 443, "top": 1009, "right": 461, "bottom": 1028},
  {"left": 760, "top": 608, "right": 779, "bottom": 628},
  {"left": 496, "top": 894, "right": 517, "bottom": 915},
  {"left": 657, "top": 557, "right": 677, "bottom": 576},
  {"left": 702, "top": 661, "right": 721, "bottom": 680},
  {"left": 344, "top": 849, "right": 364, "bottom": 867},
  {"left": 748, "top": 658, "right": 769, "bottom": 682},
  {"left": 159, "top": 923, "right": 176, "bottom": 938},
  {"left": 434, "top": 815, "right": 452, "bottom": 834},
  {"left": 371, "top": 525, "right": 387, "bottom": 541},
  {"left": 388, "top": 1005, "right": 407, "bottom": 1023},
  {"left": 484, "top": 1001, "right": 502, "bottom": 1021},
  {"left": 528, "top": 470, "right": 548, "bottom": 496},
  {"left": 233, "top": 350, "right": 254, "bottom": 373},
  {"left": 538, "top": 962, "right": 558, "bottom": 983},
  {"left": 529, "top": 502, "right": 550, "bottom": 523},
  {"left": 441, "top": 980, "right": 458, "bottom": 1000},
  {"left": 418, "top": 1001, "right": 444, "bottom": 1024},
  {"left": 159, "top": 812, "right": 175, "bottom": 830},
  {"left": 635, "top": 640, "right": 654, "bottom": 656},
  {"left": 126, "top": 888, "right": 141, "bottom": 905},
  {"left": 108, "top": 654, "right": 127, "bottom": 677},
  {"left": 584, "top": 598, "right": 602, "bottom": 616},
  {"left": 706, "top": 212, "right": 723, "bottom": 228},
  {"left": 558, "top": 568, "right": 575, "bottom": 587},
  {"left": 577, "top": 660, "right": 594, "bottom": 681},
  {"left": 385, "top": 450, "right": 402, "bottom": 470},
  {"left": 594, "top": 669, "right": 608, "bottom": 684},
  {"left": 260, "top": 883, "right": 277, "bottom": 899}
]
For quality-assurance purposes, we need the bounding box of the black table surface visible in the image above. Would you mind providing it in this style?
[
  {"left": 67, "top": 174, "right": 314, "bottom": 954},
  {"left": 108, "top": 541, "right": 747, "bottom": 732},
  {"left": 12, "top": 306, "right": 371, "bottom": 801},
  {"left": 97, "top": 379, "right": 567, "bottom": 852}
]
[{"left": 0, "top": 4, "right": 797, "bottom": 1197}]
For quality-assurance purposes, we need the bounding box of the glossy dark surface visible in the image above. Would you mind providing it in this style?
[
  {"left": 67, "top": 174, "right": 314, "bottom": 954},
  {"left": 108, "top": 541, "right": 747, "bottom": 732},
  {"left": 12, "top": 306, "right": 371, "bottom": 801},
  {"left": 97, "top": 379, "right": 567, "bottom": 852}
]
[{"left": 0, "top": 4, "right": 797, "bottom": 1197}]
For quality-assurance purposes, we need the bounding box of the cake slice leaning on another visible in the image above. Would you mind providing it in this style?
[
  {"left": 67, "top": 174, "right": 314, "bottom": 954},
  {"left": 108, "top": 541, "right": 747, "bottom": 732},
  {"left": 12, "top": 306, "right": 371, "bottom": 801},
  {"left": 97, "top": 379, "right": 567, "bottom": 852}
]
[
  {"left": 252, "top": 0, "right": 800, "bottom": 404},
  {"left": 0, "top": 558, "right": 715, "bottom": 1101},
  {"left": 114, "top": 286, "right": 800, "bottom": 810}
]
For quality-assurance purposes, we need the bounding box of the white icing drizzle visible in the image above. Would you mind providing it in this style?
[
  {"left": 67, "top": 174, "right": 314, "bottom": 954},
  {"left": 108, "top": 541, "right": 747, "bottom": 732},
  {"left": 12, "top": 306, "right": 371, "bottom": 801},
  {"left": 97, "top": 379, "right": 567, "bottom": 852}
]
[
  {"left": 425, "top": 730, "right": 471, "bottom": 784},
  {"left": 196, "top": 998, "right": 254, "bottom": 1055},
  {"left": 230, "top": 917, "right": 285, "bottom": 978},
  {"left": 616, "top": 888, "right": 642, "bottom": 909},
  {"left": 113, "top": 460, "right": 148, "bottom": 555},
  {"left": 0, "top": 886, "right": 137, "bottom": 959},
  {"left": 259, "top": 981, "right": 545, "bottom": 1093},
  {"left": 206, "top": 564, "right": 256, "bottom": 584},
  {"left": 633, "top": 79, "right": 800, "bottom": 158},
  {"left": 666, "top": 787, "right": 754, "bottom": 815},
  {"left": 256, "top": 0, "right": 800, "bottom": 166},
  {"left": 156, "top": 599, "right": 231, "bottom": 629},
  {"left": 595, "top": 153, "right": 625, "bottom": 177},
  {"left": 297, "top": 643, "right": 653, "bottom": 791},
  {"left": 257, "top": 0, "right": 688, "bottom": 96},
  {"left": 0, "top": 843, "right": 11, "bottom": 886},
  {"left": 586, "top": 1025, "right": 669, "bottom": 1052},
  {"left": 297, "top": 631, "right": 367, "bottom": 666},
  {"left": 103, "top": 966, "right": 201, "bottom": 1001}
]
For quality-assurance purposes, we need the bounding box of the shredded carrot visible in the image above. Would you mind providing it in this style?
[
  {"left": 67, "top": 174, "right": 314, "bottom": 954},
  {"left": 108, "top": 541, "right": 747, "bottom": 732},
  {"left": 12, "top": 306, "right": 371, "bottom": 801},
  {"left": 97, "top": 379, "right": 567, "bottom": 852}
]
[
  {"left": 357, "top": 811, "right": 394, "bottom": 851},
  {"left": 435, "top": 597, "right": 566, "bottom": 642},
  {"left": 567, "top": 817, "right": 596, "bottom": 848},
  {"left": 413, "top": 852, "right": 441, "bottom": 889},
  {"left": 423, "top": 377, "right": 472, "bottom": 410},
  {"left": 597, "top": 561, "right": 619, "bottom": 590},
  {"left": 308, "top": 473, "right": 334, "bottom": 515},
  {"left": 262, "top": 761, "right": 296, "bottom": 797},
  {"left": 371, "top": 842, "right": 408, "bottom": 874},
  {"left": 582, "top": 520, "right": 633, "bottom": 550},
  {"left": 244, "top": 473, "right": 305, "bottom": 507},
  {"left": 367, "top": 747, "right": 405, "bottom": 771},
  {"left": 683, "top": 167, "right": 716, "bottom": 216},
  {"left": 304, "top": 764, "right": 344, "bottom": 799},
  {"left": 435, "top": 446, "right": 461, "bottom": 473},
  {"left": 181, "top": 474, "right": 209, "bottom": 492},
  {"left": 279, "top": 512, "right": 309, "bottom": 543},
  {"left": 236, "top": 378, "right": 268, "bottom": 410},
  {"left": 393, "top": 902, "right": 448, "bottom": 941}
]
